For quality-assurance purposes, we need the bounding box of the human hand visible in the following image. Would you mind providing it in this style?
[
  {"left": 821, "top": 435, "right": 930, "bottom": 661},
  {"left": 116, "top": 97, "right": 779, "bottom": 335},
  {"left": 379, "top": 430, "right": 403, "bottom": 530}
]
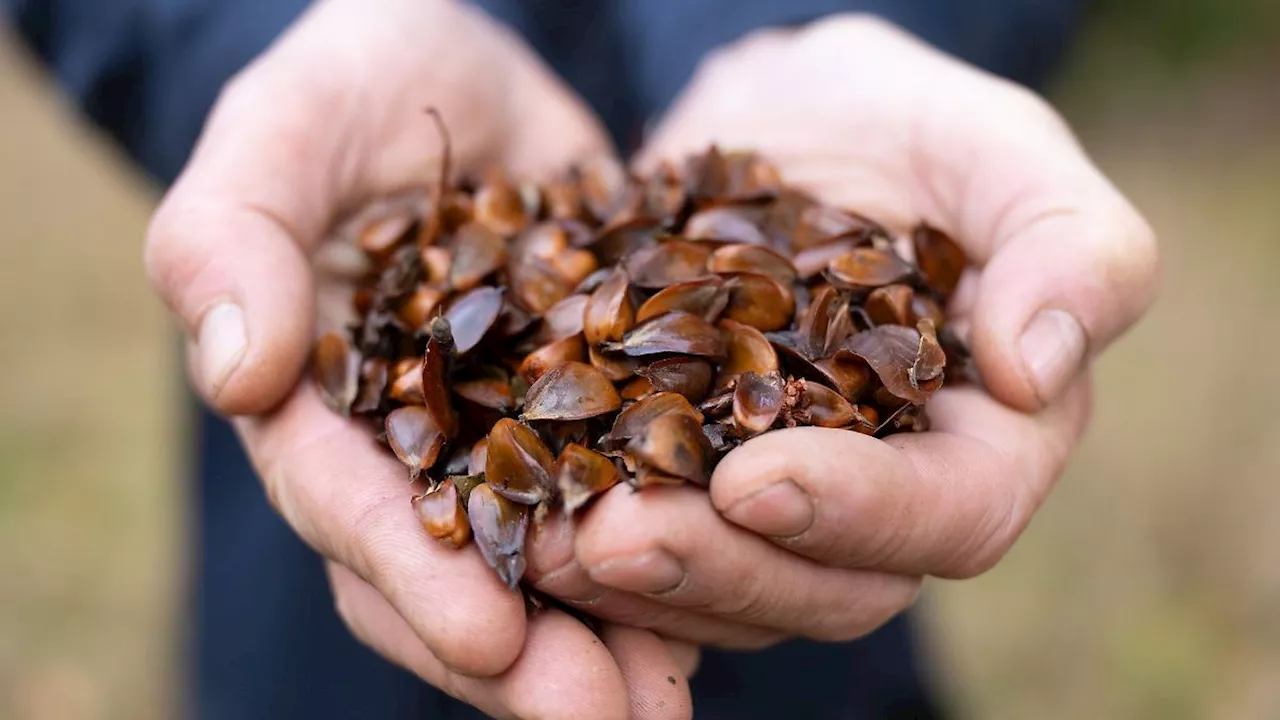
[
  {"left": 529, "top": 15, "right": 1159, "bottom": 647},
  {"left": 144, "top": 1, "right": 695, "bottom": 716}
]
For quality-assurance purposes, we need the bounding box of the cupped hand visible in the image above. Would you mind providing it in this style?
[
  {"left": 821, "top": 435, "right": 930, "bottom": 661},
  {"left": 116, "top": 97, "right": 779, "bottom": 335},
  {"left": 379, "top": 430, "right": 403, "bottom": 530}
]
[
  {"left": 538, "top": 15, "right": 1158, "bottom": 646},
  {"left": 144, "top": 1, "right": 693, "bottom": 716}
]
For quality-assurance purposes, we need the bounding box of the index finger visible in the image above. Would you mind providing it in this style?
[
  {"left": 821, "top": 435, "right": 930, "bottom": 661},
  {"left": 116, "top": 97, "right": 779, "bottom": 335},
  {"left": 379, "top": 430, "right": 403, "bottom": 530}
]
[{"left": 236, "top": 384, "right": 528, "bottom": 676}]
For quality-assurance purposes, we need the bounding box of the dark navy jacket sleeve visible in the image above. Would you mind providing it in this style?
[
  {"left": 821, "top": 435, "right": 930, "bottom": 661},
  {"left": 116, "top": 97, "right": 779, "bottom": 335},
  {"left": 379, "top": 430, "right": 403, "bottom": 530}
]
[{"left": 616, "top": 0, "right": 1081, "bottom": 129}]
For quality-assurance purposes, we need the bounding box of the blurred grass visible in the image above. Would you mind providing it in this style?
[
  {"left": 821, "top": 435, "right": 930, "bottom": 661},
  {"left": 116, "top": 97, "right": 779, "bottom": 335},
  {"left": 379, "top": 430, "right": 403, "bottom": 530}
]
[
  {"left": 0, "top": 37, "right": 178, "bottom": 720},
  {"left": 2, "top": 3, "right": 1280, "bottom": 719}
]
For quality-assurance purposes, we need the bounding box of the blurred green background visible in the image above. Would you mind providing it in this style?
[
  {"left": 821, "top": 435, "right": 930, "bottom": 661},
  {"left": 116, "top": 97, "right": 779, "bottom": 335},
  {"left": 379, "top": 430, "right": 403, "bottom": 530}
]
[{"left": 2, "top": 2, "right": 1278, "bottom": 718}]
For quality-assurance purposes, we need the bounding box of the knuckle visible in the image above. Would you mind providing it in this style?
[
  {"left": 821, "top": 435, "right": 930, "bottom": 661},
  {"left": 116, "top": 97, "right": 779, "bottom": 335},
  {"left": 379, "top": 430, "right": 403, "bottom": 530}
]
[
  {"left": 815, "top": 577, "right": 921, "bottom": 643},
  {"left": 996, "top": 81, "right": 1070, "bottom": 135}
]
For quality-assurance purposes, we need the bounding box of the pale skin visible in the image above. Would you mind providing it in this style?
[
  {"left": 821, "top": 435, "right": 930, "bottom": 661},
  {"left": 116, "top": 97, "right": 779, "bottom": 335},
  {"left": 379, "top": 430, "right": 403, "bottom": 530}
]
[{"left": 144, "top": 1, "right": 1160, "bottom": 718}]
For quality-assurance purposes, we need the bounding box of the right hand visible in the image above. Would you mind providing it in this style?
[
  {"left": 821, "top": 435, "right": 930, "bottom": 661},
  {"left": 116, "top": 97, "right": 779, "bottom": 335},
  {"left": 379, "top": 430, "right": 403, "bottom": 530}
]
[{"left": 144, "top": 1, "right": 695, "bottom": 716}]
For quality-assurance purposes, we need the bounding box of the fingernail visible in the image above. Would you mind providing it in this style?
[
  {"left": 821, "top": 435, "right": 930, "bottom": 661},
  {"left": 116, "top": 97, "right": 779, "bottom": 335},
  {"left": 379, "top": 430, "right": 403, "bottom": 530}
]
[
  {"left": 587, "top": 550, "right": 685, "bottom": 595},
  {"left": 722, "top": 479, "right": 813, "bottom": 537},
  {"left": 1019, "top": 309, "right": 1086, "bottom": 404},
  {"left": 197, "top": 301, "right": 247, "bottom": 397}
]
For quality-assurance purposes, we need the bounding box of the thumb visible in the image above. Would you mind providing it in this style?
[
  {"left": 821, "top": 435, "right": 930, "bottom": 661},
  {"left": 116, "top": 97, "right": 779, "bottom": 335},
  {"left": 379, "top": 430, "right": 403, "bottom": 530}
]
[{"left": 144, "top": 65, "right": 335, "bottom": 415}]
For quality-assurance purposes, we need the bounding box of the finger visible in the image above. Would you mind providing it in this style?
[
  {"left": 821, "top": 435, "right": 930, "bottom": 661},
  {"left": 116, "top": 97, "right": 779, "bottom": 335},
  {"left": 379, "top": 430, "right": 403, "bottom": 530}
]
[
  {"left": 327, "top": 562, "right": 635, "bottom": 720},
  {"left": 602, "top": 625, "right": 695, "bottom": 720},
  {"left": 143, "top": 72, "right": 330, "bottom": 414},
  {"left": 637, "top": 16, "right": 1160, "bottom": 412},
  {"left": 573, "top": 485, "right": 921, "bottom": 641},
  {"left": 711, "top": 375, "right": 1092, "bottom": 578},
  {"left": 527, "top": 513, "right": 785, "bottom": 650},
  {"left": 237, "top": 383, "right": 526, "bottom": 676},
  {"left": 145, "top": 0, "right": 612, "bottom": 416},
  {"left": 911, "top": 86, "right": 1160, "bottom": 410}
]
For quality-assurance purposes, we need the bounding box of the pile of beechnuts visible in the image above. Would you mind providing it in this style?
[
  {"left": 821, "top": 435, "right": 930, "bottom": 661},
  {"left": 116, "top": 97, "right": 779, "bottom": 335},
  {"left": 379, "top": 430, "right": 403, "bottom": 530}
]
[{"left": 313, "top": 114, "right": 971, "bottom": 589}]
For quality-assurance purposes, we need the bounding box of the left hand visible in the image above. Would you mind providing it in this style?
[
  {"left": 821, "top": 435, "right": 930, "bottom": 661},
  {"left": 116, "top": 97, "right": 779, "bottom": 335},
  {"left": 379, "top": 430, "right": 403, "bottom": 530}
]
[{"left": 528, "top": 14, "right": 1159, "bottom": 646}]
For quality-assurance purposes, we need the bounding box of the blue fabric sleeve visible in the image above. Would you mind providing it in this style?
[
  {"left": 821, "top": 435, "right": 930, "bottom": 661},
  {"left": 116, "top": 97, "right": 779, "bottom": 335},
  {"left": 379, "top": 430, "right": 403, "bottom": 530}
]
[{"left": 617, "top": 0, "right": 1082, "bottom": 127}]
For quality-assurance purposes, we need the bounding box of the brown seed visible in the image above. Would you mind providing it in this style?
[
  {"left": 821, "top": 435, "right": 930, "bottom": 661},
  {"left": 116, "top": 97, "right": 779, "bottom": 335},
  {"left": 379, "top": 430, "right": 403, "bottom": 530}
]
[
  {"left": 635, "top": 277, "right": 730, "bottom": 323},
  {"left": 583, "top": 268, "right": 635, "bottom": 346},
  {"left": 911, "top": 294, "right": 946, "bottom": 328},
  {"left": 421, "top": 331, "right": 459, "bottom": 438},
  {"left": 588, "top": 345, "right": 640, "bottom": 382},
  {"left": 812, "top": 356, "right": 871, "bottom": 401},
  {"left": 683, "top": 144, "right": 731, "bottom": 202},
  {"left": 590, "top": 217, "right": 663, "bottom": 266},
  {"left": 449, "top": 222, "right": 508, "bottom": 291},
  {"left": 541, "top": 419, "right": 591, "bottom": 455},
  {"left": 866, "top": 284, "right": 914, "bottom": 327},
  {"left": 842, "top": 325, "right": 944, "bottom": 404},
  {"left": 684, "top": 207, "right": 769, "bottom": 245},
  {"left": 910, "top": 319, "right": 947, "bottom": 388},
  {"left": 578, "top": 155, "right": 630, "bottom": 223},
  {"left": 385, "top": 406, "right": 447, "bottom": 480},
  {"left": 496, "top": 297, "right": 537, "bottom": 338},
  {"left": 523, "top": 361, "right": 622, "bottom": 421},
  {"left": 453, "top": 375, "right": 515, "bottom": 413},
  {"left": 698, "top": 387, "right": 735, "bottom": 419},
  {"left": 420, "top": 246, "right": 453, "bottom": 287},
  {"left": 485, "top": 418, "right": 557, "bottom": 505},
  {"left": 412, "top": 479, "right": 471, "bottom": 548},
  {"left": 625, "top": 240, "right": 714, "bottom": 289},
  {"left": 733, "top": 371, "right": 786, "bottom": 436},
  {"left": 642, "top": 161, "right": 687, "bottom": 223},
  {"left": 608, "top": 392, "right": 705, "bottom": 447},
  {"left": 794, "top": 204, "right": 877, "bottom": 250},
  {"left": 797, "top": 285, "right": 846, "bottom": 357},
  {"left": 388, "top": 357, "right": 425, "bottom": 404},
  {"left": 792, "top": 239, "right": 857, "bottom": 280},
  {"left": 633, "top": 464, "right": 687, "bottom": 488},
  {"left": 803, "top": 382, "right": 858, "bottom": 428},
  {"left": 912, "top": 224, "right": 967, "bottom": 299},
  {"left": 314, "top": 332, "right": 360, "bottom": 415},
  {"left": 717, "top": 318, "right": 779, "bottom": 388},
  {"left": 543, "top": 174, "right": 582, "bottom": 220},
  {"left": 573, "top": 267, "right": 613, "bottom": 295},
  {"left": 396, "top": 284, "right": 447, "bottom": 329},
  {"left": 444, "top": 286, "right": 504, "bottom": 354},
  {"left": 519, "top": 335, "right": 587, "bottom": 382},
  {"left": 708, "top": 244, "right": 797, "bottom": 286},
  {"left": 358, "top": 210, "right": 417, "bottom": 257},
  {"left": 722, "top": 273, "right": 794, "bottom": 332},
  {"left": 851, "top": 405, "right": 879, "bottom": 435},
  {"left": 473, "top": 170, "right": 530, "bottom": 236},
  {"left": 627, "top": 412, "right": 712, "bottom": 486},
  {"left": 723, "top": 151, "right": 782, "bottom": 200},
  {"left": 467, "top": 483, "right": 529, "bottom": 590},
  {"left": 549, "top": 249, "right": 599, "bottom": 288},
  {"left": 351, "top": 358, "right": 390, "bottom": 415},
  {"left": 828, "top": 248, "right": 914, "bottom": 289},
  {"left": 636, "top": 357, "right": 714, "bottom": 403},
  {"left": 557, "top": 443, "right": 622, "bottom": 515},
  {"left": 621, "top": 376, "right": 652, "bottom": 400},
  {"left": 509, "top": 260, "right": 570, "bottom": 315},
  {"left": 621, "top": 311, "right": 727, "bottom": 359}
]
